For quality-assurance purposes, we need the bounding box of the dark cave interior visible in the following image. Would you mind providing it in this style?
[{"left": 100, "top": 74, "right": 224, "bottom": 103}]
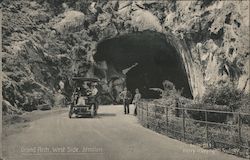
[{"left": 94, "top": 31, "right": 193, "bottom": 99}]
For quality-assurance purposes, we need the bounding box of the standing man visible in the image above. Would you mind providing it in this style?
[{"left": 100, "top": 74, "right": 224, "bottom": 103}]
[
  {"left": 119, "top": 87, "right": 132, "bottom": 114},
  {"left": 90, "top": 82, "right": 99, "bottom": 115},
  {"left": 132, "top": 88, "right": 141, "bottom": 116}
]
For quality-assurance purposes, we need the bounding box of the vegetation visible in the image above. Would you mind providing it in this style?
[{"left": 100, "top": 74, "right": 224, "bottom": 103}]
[
  {"left": 202, "top": 81, "right": 244, "bottom": 111},
  {"left": 138, "top": 100, "right": 249, "bottom": 158},
  {"left": 138, "top": 80, "right": 250, "bottom": 158}
]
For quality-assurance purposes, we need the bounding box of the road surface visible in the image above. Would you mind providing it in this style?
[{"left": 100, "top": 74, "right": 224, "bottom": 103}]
[{"left": 3, "top": 105, "right": 246, "bottom": 160}]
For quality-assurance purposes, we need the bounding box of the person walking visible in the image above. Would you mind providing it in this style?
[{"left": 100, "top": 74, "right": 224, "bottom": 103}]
[
  {"left": 119, "top": 87, "right": 132, "bottom": 114},
  {"left": 132, "top": 88, "right": 141, "bottom": 116}
]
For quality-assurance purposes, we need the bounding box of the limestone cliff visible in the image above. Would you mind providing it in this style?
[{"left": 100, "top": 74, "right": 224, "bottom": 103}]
[{"left": 1, "top": 0, "right": 249, "bottom": 110}]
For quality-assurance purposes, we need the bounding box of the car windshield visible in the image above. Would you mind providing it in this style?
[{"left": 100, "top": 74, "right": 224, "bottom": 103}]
[{"left": 72, "top": 77, "right": 99, "bottom": 87}]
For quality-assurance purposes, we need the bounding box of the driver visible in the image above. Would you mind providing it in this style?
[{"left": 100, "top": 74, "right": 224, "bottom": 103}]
[
  {"left": 72, "top": 82, "right": 90, "bottom": 105},
  {"left": 90, "top": 82, "right": 98, "bottom": 96},
  {"left": 81, "top": 82, "right": 91, "bottom": 96}
]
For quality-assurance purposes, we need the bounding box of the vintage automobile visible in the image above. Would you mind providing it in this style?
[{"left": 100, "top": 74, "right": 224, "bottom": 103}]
[{"left": 68, "top": 77, "right": 100, "bottom": 118}]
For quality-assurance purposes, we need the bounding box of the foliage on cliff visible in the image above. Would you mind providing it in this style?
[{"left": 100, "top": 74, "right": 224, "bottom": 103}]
[{"left": 2, "top": 0, "right": 249, "bottom": 112}]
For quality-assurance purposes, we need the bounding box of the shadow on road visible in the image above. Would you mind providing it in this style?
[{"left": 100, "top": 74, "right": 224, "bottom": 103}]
[
  {"left": 97, "top": 113, "right": 116, "bottom": 117},
  {"left": 70, "top": 113, "right": 116, "bottom": 119}
]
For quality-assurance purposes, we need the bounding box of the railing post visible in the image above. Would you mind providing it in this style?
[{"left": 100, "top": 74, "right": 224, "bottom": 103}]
[
  {"left": 154, "top": 105, "right": 157, "bottom": 128},
  {"left": 146, "top": 103, "right": 149, "bottom": 128},
  {"left": 238, "top": 113, "right": 242, "bottom": 147},
  {"left": 154, "top": 105, "right": 156, "bottom": 118},
  {"left": 205, "top": 111, "right": 209, "bottom": 147},
  {"left": 182, "top": 108, "right": 185, "bottom": 141},
  {"left": 138, "top": 103, "right": 141, "bottom": 121},
  {"left": 142, "top": 104, "right": 144, "bottom": 123},
  {"left": 247, "top": 140, "right": 250, "bottom": 160},
  {"left": 165, "top": 106, "right": 168, "bottom": 134},
  {"left": 246, "top": 140, "right": 250, "bottom": 159}
]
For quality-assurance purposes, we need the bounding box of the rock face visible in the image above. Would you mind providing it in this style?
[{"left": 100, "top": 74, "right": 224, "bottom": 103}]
[{"left": 2, "top": 0, "right": 249, "bottom": 110}]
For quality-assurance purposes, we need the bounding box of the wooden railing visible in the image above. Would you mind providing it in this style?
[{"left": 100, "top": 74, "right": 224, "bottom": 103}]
[{"left": 137, "top": 101, "right": 250, "bottom": 158}]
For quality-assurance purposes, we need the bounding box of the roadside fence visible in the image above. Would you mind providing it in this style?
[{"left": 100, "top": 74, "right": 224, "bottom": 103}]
[{"left": 137, "top": 101, "right": 250, "bottom": 158}]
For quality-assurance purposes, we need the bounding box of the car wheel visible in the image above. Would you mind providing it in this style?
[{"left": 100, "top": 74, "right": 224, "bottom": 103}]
[
  {"left": 69, "top": 112, "right": 72, "bottom": 118},
  {"left": 90, "top": 105, "right": 94, "bottom": 118}
]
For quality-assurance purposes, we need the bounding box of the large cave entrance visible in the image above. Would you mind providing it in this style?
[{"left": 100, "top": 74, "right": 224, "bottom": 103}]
[{"left": 94, "top": 31, "right": 193, "bottom": 99}]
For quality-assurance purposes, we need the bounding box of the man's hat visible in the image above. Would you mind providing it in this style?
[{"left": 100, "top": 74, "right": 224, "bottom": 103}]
[{"left": 91, "top": 82, "right": 98, "bottom": 86}]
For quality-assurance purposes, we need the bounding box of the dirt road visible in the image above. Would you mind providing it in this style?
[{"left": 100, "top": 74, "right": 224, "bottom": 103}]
[{"left": 3, "top": 105, "right": 246, "bottom": 160}]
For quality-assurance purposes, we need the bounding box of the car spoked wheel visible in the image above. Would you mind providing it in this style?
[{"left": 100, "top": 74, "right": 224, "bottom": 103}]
[
  {"left": 69, "top": 107, "right": 73, "bottom": 118},
  {"left": 69, "top": 112, "right": 72, "bottom": 118}
]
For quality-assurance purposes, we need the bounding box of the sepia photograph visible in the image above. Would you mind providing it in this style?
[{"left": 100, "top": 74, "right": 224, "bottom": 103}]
[{"left": 0, "top": 0, "right": 249, "bottom": 160}]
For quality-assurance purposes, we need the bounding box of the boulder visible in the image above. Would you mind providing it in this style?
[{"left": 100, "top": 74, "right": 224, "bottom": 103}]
[
  {"left": 3, "top": 100, "right": 23, "bottom": 115},
  {"left": 53, "top": 11, "right": 85, "bottom": 33}
]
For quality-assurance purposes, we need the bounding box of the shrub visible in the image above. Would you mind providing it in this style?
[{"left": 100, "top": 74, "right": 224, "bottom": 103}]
[
  {"left": 201, "top": 81, "right": 249, "bottom": 124},
  {"left": 238, "top": 93, "right": 250, "bottom": 113},
  {"left": 202, "top": 81, "right": 242, "bottom": 111},
  {"left": 185, "top": 102, "right": 231, "bottom": 123}
]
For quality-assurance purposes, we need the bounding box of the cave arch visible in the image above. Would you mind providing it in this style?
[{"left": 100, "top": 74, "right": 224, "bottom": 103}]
[{"left": 94, "top": 30, "right": 195, "bottom": 99}]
